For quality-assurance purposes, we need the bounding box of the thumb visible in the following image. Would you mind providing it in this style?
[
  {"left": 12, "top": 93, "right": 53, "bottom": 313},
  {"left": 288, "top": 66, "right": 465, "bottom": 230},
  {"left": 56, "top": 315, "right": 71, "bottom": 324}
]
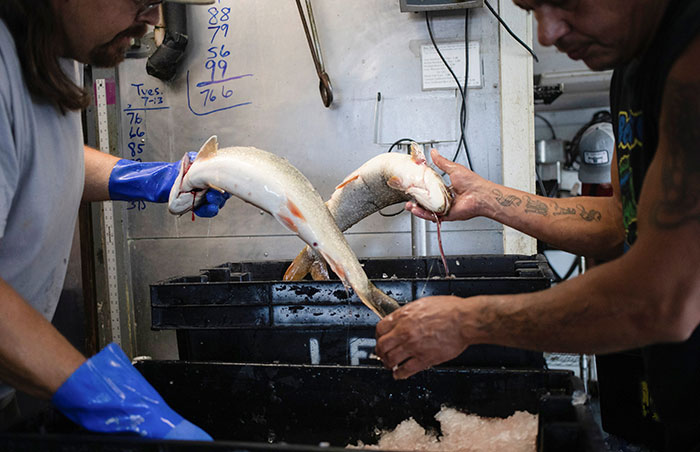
[{"left": 430, "top": 149, "right": 461, "bottom": 175}]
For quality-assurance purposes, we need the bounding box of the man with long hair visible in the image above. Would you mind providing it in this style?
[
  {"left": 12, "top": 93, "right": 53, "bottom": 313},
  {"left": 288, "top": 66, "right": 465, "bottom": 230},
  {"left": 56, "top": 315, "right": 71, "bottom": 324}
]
[{"left": 0, "top": 0, "right": 226, "bottom": 440}]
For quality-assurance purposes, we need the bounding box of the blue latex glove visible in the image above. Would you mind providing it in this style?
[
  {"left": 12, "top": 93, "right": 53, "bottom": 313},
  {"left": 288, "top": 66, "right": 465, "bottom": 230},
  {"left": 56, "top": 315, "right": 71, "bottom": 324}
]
[
  {"left": 52, "top": 343, "right": 212, "bottom": 441},
  {"left": 108, "top": 152, "right": 230, "bottom": 218}
]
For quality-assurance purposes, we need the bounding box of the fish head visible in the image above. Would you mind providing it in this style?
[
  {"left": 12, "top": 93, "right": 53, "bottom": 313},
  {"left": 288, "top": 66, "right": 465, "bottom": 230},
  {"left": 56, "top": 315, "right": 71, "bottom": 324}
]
[
  {"left": 406, "top": 166, "right": 453, "bottom": 215},
  {"left": 385, "top": 143, "right": 453, "bottom": 215},
  {"left": 167, "top": 136, "right": 219, "bottom": 215}
]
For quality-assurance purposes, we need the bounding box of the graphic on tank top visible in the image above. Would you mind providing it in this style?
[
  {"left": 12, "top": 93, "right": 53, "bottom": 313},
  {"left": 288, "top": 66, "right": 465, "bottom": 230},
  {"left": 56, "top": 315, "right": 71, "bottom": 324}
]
[{"left": 616, "top": 109, "right": 644, "bottom": 249}]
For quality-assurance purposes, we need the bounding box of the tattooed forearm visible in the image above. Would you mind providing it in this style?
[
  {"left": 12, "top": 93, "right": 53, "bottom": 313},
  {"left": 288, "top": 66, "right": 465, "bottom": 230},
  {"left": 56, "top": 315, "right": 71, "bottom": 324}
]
[
  {"left": 524, "top": 196, "right": 548, "bottom": 216},
  {"left": 552, "top": 201, "right": 576, "bottom": 216},
  {"left": 492, "top": 189, "right": 522, "bottom": 207},
  {"left": 577, "top": 204, "right": 602, "bottom": 222},
  {"left": 652, "top": 78, "right": 700, "bottom": 228}
]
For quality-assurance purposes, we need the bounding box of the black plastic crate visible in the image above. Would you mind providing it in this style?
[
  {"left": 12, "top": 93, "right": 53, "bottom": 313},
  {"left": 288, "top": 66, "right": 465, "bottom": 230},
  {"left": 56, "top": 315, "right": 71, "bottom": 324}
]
[
  {"left": 151, "top": 255, "right": 553, "bottom": 367},
  {"left": 0, "top": 361, "right": 604, "bottom": 451}
]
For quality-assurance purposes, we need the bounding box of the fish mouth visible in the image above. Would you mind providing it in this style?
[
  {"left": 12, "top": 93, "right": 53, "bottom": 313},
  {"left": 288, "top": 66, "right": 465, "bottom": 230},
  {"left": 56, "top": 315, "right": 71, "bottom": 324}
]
[{"left": 429, "top": 182, "right": 454, "bottom": 215}]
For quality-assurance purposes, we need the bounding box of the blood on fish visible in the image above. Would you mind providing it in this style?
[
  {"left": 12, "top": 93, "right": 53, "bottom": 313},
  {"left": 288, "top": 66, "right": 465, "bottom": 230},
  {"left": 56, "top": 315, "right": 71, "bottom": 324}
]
[
  {"left": 191, "top": 190, "right": 197, "bottom": 221},
  {"left": 279, "top": 215, "right": 298, "bottom": 232},
  {"left": 336, "top": 174, "right": 360, "bottom": 190},
  {"left": 433, "top": 213, "right": 449, "bottom": 277},
  {"left": 287, "top": 200, "right": 306, "bottom": 220}
]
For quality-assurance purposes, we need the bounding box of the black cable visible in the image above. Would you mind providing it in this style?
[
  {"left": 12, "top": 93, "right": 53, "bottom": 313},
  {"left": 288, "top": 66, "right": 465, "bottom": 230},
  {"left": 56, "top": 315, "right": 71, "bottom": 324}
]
[
  {"left": 425, "top": 11, "right": 474, "bottom": 172},
  {"left": 483, "top": 0, "right": 539, "bottom": 62},
  {"left": 535, "top": 113, "right": 556, "bottom": 139},
  {"left": 387, "top": 137, "right": 416, "bottom": 153},
  {"left": 451, "top": 9, "right": 470, "bottom": 166}
]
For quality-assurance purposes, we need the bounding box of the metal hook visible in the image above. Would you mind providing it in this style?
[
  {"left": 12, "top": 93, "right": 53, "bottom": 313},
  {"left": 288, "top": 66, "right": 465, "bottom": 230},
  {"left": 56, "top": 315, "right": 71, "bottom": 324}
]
[{"left": 295, "top": 0, "right": 334, "bottom": 108}]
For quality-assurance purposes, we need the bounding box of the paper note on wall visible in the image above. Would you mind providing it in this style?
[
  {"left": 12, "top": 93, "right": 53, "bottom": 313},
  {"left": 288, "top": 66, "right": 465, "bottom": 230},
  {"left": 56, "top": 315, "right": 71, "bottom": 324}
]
[{"left": 421, "top": 41, "right": 481, "bottom": 90}]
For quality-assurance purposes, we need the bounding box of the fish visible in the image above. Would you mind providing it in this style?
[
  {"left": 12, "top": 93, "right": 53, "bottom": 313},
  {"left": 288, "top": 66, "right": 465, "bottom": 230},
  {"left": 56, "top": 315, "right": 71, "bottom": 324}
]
[
  {"left": 283, "top": 142, "right": 453, "bottom": 281},
  {"left": 167, "top": 135, "right": 401, "bottom": 318}
]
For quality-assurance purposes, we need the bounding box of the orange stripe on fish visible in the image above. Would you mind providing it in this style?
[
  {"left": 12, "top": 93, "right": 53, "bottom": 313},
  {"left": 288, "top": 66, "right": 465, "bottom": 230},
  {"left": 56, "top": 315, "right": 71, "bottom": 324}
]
[
  {"left": 335, "top": 174, "right": 360, "bottom": 190},
  {"left": 278, "top": 215, "right": 298, "bottom": 233},
  {"left": 320, "top": 251, "right": 345, "bottom": 281},
  {"left": 287, "top": 199, "right": 306, "bottom": 221}
]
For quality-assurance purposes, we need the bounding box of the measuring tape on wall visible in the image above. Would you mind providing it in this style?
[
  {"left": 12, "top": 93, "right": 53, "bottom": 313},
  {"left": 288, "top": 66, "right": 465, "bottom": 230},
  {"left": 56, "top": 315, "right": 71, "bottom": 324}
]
[{"left": 95, "top": 79, "right": 122, "bottom": 347}]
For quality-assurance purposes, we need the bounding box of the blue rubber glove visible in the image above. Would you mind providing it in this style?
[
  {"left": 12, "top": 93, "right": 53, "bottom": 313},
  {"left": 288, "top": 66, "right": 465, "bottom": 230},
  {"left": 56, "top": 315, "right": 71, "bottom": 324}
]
[
  {"left": 52, "top": 343, "right": 212, "bottom": 441},
  {"left": 108, "top": 152, "right": 230, "bottom": 218}
]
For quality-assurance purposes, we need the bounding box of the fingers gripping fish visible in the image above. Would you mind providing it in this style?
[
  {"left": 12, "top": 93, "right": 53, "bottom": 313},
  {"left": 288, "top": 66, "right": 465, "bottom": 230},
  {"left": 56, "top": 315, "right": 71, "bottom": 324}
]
[
  {"left": 167, "top": 136, "right": 400, "bottom": 318},
  {"left": 284, "top": 142, "right": 453, "bottom": 281}
]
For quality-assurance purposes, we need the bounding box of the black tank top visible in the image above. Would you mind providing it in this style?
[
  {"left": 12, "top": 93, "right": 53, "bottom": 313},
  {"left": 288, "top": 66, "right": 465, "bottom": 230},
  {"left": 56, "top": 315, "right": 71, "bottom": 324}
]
[{"left": 609, "top": 1, "right": 700, "bottom": 450}]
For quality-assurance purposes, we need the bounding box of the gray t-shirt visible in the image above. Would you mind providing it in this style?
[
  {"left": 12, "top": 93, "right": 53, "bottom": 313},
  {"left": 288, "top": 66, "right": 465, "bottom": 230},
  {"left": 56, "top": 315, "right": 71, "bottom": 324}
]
[{"left": 0, "top": 21, "right": 84, "bottom": 397}]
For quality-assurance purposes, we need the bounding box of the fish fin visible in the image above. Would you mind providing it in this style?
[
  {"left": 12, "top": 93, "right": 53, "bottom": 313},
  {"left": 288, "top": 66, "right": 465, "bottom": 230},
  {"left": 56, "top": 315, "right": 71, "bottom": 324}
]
[
  {"left": 318, "top": 251, "right": 346, "bottom": 282},
  {"left": 195, "top": 135, "right": 219, "bottom": 161},
  {"left": 283, "top": 247, "right": 314, "bottom": 281},
  {"left": 335, "top": 174, "right": 360, "bottom": 190},
  {"left": 409, "top": 142, "right": 426, "bottom": 165},
  {"left": 277, "top": 214, "right": 299, "bottom": 233},
  {"left": 310, "top": 258, "right": 329, "bottom": 281},
  {"left": 386, "top": 176, "right": 405, "bottom": 191}
]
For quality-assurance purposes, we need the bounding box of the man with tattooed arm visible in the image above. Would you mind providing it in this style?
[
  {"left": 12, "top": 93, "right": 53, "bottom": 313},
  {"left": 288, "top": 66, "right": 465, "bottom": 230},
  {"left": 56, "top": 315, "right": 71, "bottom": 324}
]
[{"left": 375, "top": 1, "right": 700, "bottom": 450}]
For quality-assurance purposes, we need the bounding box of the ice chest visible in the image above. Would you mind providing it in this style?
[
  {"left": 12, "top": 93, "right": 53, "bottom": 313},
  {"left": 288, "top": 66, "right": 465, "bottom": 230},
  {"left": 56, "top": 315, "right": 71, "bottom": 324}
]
[
  {"left": 150, "top": 255, "right": 553, "bottom": 367},
  {"left": 0, "top": 361, "right": 604, "bottom": 451}
]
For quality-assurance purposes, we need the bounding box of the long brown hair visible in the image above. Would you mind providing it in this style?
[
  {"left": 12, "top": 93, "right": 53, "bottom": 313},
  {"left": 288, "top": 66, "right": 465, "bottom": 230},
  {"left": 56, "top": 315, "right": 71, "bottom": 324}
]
[{"left": 0, "top": 0, "right": 90, "bottom": 113}]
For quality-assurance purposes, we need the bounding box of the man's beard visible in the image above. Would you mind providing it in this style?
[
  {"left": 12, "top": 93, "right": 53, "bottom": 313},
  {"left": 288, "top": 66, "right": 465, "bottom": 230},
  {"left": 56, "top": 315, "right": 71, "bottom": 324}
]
[{"left": 88, "top": 24, "right": 147, "bottom": 67}]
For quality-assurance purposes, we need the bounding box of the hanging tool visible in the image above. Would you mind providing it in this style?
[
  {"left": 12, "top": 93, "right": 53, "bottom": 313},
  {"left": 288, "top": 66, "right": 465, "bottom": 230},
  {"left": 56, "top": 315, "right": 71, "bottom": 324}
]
[{"left": 295, "top": 0, "right": 333, "bottom": 107}]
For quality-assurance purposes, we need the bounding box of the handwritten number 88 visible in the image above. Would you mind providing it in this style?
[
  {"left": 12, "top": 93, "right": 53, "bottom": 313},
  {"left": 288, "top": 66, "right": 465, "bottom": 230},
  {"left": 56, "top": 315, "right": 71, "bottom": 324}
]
[{"left": 208, "top": 7, "right": 230, "bottom": 25}]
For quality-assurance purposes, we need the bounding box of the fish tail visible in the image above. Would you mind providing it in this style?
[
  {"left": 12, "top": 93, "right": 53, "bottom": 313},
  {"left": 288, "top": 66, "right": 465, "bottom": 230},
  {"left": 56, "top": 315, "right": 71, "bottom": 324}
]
[
  {"left": 363, "top": 283, "right": 401, "bottom": 318},
  {"left": 283, "top": 247, "right": 314, "bottom": 281},
  {"left": 309, "top": 258, "right": 329, "bottom": 281}
]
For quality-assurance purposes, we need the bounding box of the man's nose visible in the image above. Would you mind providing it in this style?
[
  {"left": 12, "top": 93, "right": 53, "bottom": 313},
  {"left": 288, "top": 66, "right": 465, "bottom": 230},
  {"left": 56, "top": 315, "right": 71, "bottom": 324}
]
[
  {"left": 536, "top": 6, "right": 570, "bottom": 47},
  {"left": 138, "top": 4, "right": 161, "bottom": 26}
]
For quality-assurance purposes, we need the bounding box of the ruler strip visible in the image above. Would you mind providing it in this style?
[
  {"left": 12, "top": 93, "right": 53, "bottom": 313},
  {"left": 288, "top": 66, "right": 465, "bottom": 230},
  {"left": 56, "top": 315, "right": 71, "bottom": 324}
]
[{"left": 95, "top": 79, "right": 121, "bottom": 346}]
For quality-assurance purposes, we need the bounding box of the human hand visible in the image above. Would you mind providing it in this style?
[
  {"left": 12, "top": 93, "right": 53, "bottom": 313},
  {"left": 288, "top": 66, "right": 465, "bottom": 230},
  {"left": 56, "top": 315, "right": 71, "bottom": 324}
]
[
  {"left": 375, "top": 295, "right": 471, "bottom": 380},
  {"left": 406, "top": 149, "right": 492, "bottom": 222},
  {"left": 52, "top": 343, "right": 212, "bottom": 441},
  {"left": 108, "top": 151, "right": 230, "bottom": 217}
]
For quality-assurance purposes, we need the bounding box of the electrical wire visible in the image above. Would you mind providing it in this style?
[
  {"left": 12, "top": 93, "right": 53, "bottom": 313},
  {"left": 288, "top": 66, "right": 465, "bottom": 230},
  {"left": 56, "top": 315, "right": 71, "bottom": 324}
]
[
  {"left": 387, "top": 137, "right": 417, "bottom": 153},
  {"left": 483, "top": 0, "right": 539, "bottom": 62},
  {"left": 425, "top": 11, "right": 474, "bottom": 172},
  {"left": 535, "top": 113, "right": 556, "bottom": 139}
]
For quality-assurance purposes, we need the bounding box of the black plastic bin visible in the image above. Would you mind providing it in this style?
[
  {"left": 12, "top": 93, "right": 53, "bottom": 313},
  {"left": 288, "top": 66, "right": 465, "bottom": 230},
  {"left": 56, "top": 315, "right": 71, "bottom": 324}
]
[
  {"left": 151, "top": 255, "right": 553, "bottom": 367},
  {"left": 0, "top": 361, "right": 604, "bottom": 451}
]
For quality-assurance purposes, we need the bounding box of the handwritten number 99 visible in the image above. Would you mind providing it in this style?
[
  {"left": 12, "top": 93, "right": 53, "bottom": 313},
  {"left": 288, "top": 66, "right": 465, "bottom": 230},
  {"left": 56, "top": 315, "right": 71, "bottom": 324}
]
[{"left": 205, "top": 59, "right": 228, "bottom": 81}]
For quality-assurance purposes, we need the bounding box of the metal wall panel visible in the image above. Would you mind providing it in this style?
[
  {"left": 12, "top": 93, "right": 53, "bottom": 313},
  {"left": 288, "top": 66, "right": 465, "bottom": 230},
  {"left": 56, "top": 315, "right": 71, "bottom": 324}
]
[{"left": 114, "top": 0, "right": 508, "bottom": 357}]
